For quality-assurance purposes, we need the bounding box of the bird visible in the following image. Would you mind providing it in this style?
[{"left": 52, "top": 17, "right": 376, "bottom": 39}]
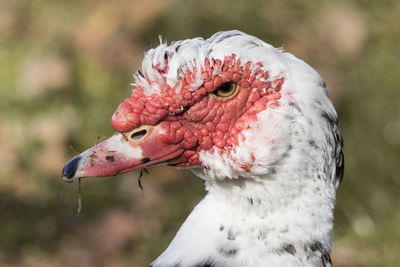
[{"left": 62, "top": 30, "right": 344, "bottom": 267}]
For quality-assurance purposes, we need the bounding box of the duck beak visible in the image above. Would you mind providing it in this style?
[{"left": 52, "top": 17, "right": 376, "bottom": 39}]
[{"left": 61, "top": 123, "right": 184, "bottom": 183}]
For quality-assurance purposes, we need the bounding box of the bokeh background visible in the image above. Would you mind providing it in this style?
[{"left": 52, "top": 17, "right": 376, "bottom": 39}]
[{"left": 0, "top": 0, "right": 399, "bottom": 266}]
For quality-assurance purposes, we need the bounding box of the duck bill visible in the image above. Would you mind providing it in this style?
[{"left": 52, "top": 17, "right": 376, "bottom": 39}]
[{"left": 61, "top": 123, "right": 184, "bottom": 182}]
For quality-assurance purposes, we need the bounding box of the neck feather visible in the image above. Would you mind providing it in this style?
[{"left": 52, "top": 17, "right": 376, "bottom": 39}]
[{"left": 151, "top": 171, "right": 335, "bottom": 267}]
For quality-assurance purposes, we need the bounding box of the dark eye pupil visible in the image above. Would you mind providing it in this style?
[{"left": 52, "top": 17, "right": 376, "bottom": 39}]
[{"left": 220, "top": 82, "right": 231, "bottom": 92}]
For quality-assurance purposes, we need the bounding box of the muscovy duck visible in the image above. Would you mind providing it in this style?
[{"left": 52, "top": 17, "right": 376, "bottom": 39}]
[{"left": 62, "top": 30, "right": 344, "bottom": 267}]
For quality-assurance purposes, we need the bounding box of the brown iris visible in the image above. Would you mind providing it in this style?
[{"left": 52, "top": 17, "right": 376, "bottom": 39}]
[{"left": 213, "top": 82, "right": 239, "bottom": 100}]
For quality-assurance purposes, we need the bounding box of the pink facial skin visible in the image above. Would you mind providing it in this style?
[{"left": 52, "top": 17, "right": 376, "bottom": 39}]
[
  {"left": 111, "top": 54, "right": 283, "bottom": 168},
  {"left": 65, "top": 54, "right": 284, "bottom": 180}
]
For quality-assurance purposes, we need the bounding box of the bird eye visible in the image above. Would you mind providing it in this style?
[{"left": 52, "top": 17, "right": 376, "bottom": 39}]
[{"left": 213, "top": 82, "right": 239, "bottom": 99}]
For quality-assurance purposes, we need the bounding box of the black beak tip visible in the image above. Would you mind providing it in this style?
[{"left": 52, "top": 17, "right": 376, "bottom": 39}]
[{"left": 62, "top": 155, "right": 81, "bottom": 182}]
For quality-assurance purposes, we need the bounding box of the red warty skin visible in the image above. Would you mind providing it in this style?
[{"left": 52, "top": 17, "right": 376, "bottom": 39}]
[{"left": 111, "top": 54, "right": 283, "bottom": 167}]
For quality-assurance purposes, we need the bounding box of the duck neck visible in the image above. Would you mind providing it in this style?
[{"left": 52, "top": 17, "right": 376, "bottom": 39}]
[{"left": 152, "top": 174, "right": 335, "bottom": 267}]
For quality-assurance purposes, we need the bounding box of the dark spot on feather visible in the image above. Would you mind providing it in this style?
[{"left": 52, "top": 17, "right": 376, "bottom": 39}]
[
  {"left": 281, "top": 150, "right": 291, "bottom": 160},
  {"left": 227, "top": 230, "right": 235, "bottom": 240},
  {"left": 192, "top": 259, "right": 216, "bottom": 267},
  {"left": 247, "top": 39, "right": 261, "bottom": 47},
  {"left": 142, "top": 157, "right": 150, "bottom": 164},
  {"left": 319, "top": 80, "right": 327, "bottom": 88},
  {"left": 310, "top": 241, "right": 323, "bottom": 252},
  {"left": 281, "top": 244, "right": 296, "bottom": 255},
  {"left": 175, "top": 45, "right": 181, "bottom": 52},
  {"left": 303, "top": 241, "right": 332, "bottom": 266},
  {"left": 289, "top": 102, "right": 302, "bottom": 114},
  {"left": 335, "top": 150, "right": 344, "bottom": 187},
  {"left": 248, "top": 197, "right": 254, "bottom": 205},
  {"left": 320, "top": 111, "right": 344, "bottom": 187},
  {"left": 321, "top": 111, "right": 336, "bottom": 129},
  {"left": 138, "top": 70, "right": 144, "bottom": 78},
  {"left": 285, "top": 114, "right": 294, "bottom": 120},
  {"left": 326, "top": 136, "right": 333, "bottom": 146},
  {"left": 308, "top": 139, "right": 318, "bottom": 149},
  {"left": 257, "top": 231, "right": 267, "bottom": 240},
  {"left": 219, "top": 225, "right": 224, "bottom": 231},
  {"left": 219, "top": 247, "right": 238, "bottom": 257},
  {"left": 321, "top": 253, "right": 332, "bottom": 266}
]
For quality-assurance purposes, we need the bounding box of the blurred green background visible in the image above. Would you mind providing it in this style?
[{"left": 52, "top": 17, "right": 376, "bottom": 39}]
[{"left": 0, "top": 0, "right": 399, "bottom": 266}]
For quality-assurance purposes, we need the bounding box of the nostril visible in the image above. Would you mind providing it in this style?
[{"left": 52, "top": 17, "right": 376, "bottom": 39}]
[{"left": 130, "top": 129, "right": 147, "bottom": 141}]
